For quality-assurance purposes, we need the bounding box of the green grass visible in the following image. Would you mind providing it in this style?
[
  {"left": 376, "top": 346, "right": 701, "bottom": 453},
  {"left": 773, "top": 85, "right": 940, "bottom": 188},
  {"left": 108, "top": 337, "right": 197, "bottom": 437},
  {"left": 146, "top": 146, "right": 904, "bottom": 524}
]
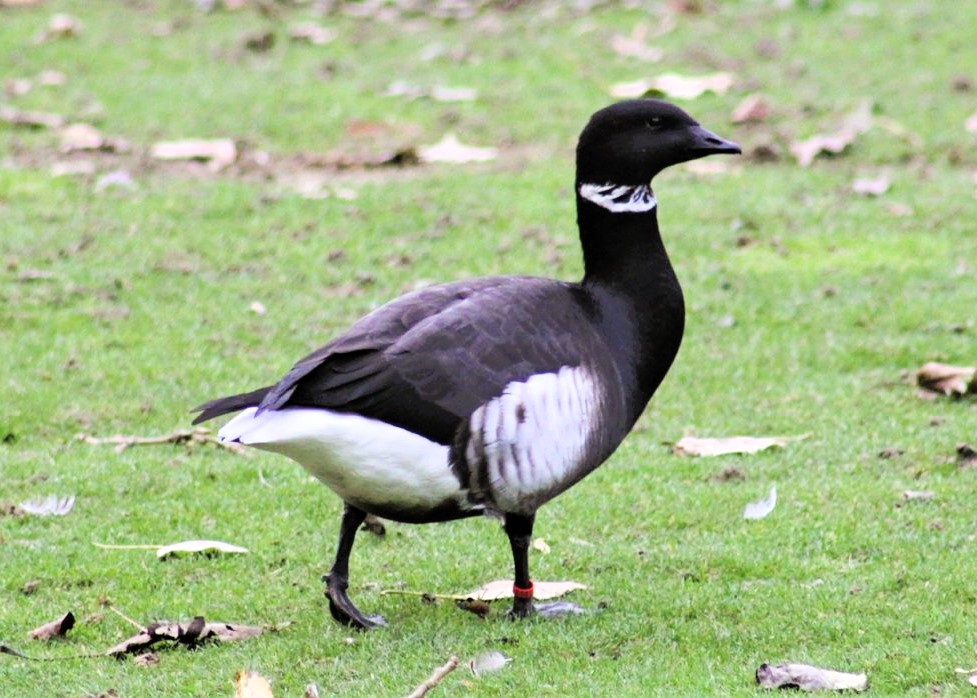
[{"left": 3, "top": 0, "right": 977, "bottom": 695}]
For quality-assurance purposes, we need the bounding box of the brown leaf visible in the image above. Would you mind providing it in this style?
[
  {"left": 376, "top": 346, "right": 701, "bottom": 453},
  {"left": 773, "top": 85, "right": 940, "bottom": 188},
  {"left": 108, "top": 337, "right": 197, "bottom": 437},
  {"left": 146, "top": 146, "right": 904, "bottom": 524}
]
[
  {"left": 852, "top": 175, "right": 890, "bottom": 196},
  {"left": 0, "top": 105, "right": 65, "bottom": 129},
  {"left": 36, "top": 13, "right": 82, "bottom": 42},
  {"left": 709, "top": 466, "right": 746, "bottom": 483},
  {"left": 610, "top": 72, "right": 734, "bottom": 100},
  {"left": 731, "top": 94, "right": 770, "bottom": 124},
  {"left": 234, "top": 670, "right": 274, "bottom": 698},
  {"left": 916, "top": 361, "right": 976, "bottom": 396},
  {"left": 756, "top": 662, "right": 867, "bottom": 691},
  {"left": 150, "top": 139, "right": 237, "bottom": 171},
  {"left": 672, "top": 435, "right": 804, "bottom": 457},
  {"left": 28, "top": 612, "right": 74, "bottom": 640},
  {"left": 455, "top": 599, "right": 491, "bottom": 619},
  {"left": 957, "top": 443, "right": 977, "bottom": 468},
  {"left": 5, "top": 78, "right": 32, "bottom": 97},
  {"left": 288, "top": 23, "right": 336, "bottom": 45},
  {"left": 106, "top": 617, "right": 264, "bottom": 656},
  {"left": 37, "top": 69, "right": 66, "bottom": 86},
  {"left": 966, "top": 110, "right": 977, "bottom": 135},
  {"left": 243, "top": 31, "right": 275, "bottom": 52},
  {"left": 610, "top": 23, "right": 663, "bottom": 62},
  {"left": 417, "top": 133, "right": 496, "bottom": 164},
  {"left": 790, "top": 100, "right": 874, "bottom": 167},
  {"left": 464, "top": 579, "right": 586, "bottom": 601},
  {"left": 790, "top": 133, "right": 855, "bottom": 168},
  {"left": 60, "top": 123, "right": 104, "bottom": 152},
  {"left": 133, "top": 652, "right": 159, "bottom": 666}
]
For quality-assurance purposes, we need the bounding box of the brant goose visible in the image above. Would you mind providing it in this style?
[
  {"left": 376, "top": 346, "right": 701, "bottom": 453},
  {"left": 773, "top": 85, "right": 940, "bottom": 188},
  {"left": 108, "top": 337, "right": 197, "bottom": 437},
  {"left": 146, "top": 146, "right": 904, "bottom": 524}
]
[{"left": 193, "top": 99, "right": 739, "bottom": 629}]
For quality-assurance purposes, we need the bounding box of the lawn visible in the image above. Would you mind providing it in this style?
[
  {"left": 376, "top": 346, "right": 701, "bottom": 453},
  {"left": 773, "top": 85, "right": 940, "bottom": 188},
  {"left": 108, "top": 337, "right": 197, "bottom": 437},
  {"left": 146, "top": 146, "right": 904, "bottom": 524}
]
[{"left": 2, "top": 0, "right": 977, "bottom": 695}]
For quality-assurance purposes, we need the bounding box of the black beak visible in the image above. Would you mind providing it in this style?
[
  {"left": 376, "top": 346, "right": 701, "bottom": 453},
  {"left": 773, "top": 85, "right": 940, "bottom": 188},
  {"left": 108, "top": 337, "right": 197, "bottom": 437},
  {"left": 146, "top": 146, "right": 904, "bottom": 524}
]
[{"left": 690, "top": 124, "right": 741, "bottom": 155}]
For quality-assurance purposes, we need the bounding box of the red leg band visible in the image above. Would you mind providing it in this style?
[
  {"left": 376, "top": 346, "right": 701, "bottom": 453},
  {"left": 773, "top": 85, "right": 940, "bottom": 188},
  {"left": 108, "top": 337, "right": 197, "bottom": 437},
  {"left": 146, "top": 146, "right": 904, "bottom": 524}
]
[{"left": 512, "top": 582, "right": 534, "bottom": 600}]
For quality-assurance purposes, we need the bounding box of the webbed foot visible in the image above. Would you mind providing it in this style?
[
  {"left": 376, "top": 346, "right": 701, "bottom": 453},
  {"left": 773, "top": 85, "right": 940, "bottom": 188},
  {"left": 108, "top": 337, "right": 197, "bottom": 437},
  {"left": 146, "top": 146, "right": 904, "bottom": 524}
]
[{"left": 323, "top": 572, "right": 387, "bottom": 630}]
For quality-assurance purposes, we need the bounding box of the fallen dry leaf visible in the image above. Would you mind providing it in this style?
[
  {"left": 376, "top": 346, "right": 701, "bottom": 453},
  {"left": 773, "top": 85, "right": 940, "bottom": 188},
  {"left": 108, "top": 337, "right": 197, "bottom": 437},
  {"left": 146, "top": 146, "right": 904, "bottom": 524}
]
[
  {"left": 249, "top": 301, "right": 267, "bottom": 315},
  {"left": 966, "top": 111, "right": 977, "bottom": 135},
  {"left": 610, "top": 72, "right": 734, "bottom": 100},
  {"left": 957, "top": 443, "right": 977, "bottom": 468},
  {"left": 150, "top": 138, "right": 237, "bottom": 171},
  {"left": 95, "top": 170, "right": 137, "bottom": 193},
  {"left": 731, "top": 94, "right": 770, "bottom": 123},
  {"left": 133, "top": 652, "right": 159, "bottom": 666},
  {"left": 234, "top": 670, "right": 274, "bottom": 698},
  {"left": 756, "top": 662, "right": 867, "bottom": 692},
  {"left": 790, "top": 99, "right": 874, "bottom": 167},
  {"left": 407, "top": 656, "right": 459, "bottom": 698},
  {"left": 672, "top": 435, "right": 804, "bottom": 457},
  {"left": 465, "top": 579, "right": 586, "bottom": 601},
  {"left": 383, "top": 81, "right": 477, "bottom": 102},
  {"left": 902, "top": 489, "right": 935, "bottom": 502},
  {"left": 417, "top": 133, "right": 496, "bottom": 164},
  {"left": 852, "top": 175, "right": 890, "bottom": 196},
  {"left": 916, "top": 361, "right": 976, "bottom": 396},
  {"left": 430, "top": 85, "right": 478, "bottom": 103},
  {"left": 709, "top": 466, "right": 746, "bottom": 483},
  {"left": 37, "top": 69, "right": 66, "bottom": 86},
  {"left": 532, "top": 538, "right": 550, "bottom": 554},
  {"left": 52, "top": 160, "right": 96, "bottom": 178},
  {"left": 288, "top": 23, "right": 336, "bottom": 45},
  {"left": 744, "top": 486, "right": 777, "bottom": 520},
  {"left": 106, "top": 616, "right": 263, "bottom": 656},
  {"left": 60, "top": 123, "right": 104, "bottom": 152},
  {"left": 5, "top": 78, "right": 32, "bottom": 97},
  {"left": 156, "top": 539, "right": 249, "bottom": 560},
  {"left": 19, "top": 494, "right": 75, "bottom": 516},
  {"left": 790, "top": 133, "right": 855, "bottom": 168},
  {"left": 28, "top": 612, "right": 74, "bottom": 640},
  {"left": 0, "top": 105, "right": 65, "bottom": 129},
  {"left": 304, "top": 684, "right": 320, "bottom": 698},
  {"left": 468, "top": 650, "right": 510, "bottom": 677},
  {"left": 611, "top": 23, "right": 663, "bottom": 62},
  {"left": 455, "top": 598, "right": 491, "bottom": 619},
  {"left": 36, "top": 13, "right": 82, "bottom": 42}
]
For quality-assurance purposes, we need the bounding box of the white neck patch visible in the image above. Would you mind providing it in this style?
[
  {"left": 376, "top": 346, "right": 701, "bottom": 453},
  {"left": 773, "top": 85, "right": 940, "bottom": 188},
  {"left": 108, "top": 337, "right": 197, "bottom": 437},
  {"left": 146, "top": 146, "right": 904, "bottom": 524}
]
[{"left": 578, "top": 182, "right": 657, "bottom": 213}]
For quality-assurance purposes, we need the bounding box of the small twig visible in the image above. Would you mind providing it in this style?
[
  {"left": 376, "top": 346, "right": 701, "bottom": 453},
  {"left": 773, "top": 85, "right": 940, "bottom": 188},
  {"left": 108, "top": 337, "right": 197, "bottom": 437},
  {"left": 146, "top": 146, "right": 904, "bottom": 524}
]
[
  {"left": 107, "top": 605, "right": 146, "bottom": 632},
  {"left": 77, "top": 428, "right": 250, "bottom": 457},
  {"left": 405, "top": 656, "right": 459, "bottom": 698}
]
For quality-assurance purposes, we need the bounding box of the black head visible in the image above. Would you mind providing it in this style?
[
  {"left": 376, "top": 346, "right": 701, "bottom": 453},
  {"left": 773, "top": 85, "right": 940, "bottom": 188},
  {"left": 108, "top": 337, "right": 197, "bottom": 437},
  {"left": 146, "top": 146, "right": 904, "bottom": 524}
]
[{"left": 576, "top": 99, "right": 740, "bottom": 185}]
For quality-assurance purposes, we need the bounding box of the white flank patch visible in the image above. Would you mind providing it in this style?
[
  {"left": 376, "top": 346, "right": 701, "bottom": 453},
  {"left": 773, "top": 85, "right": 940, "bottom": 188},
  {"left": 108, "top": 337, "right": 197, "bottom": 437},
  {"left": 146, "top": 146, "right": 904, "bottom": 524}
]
[
  {"left": 578, "top": 182, "right": 657, "bottom": 213},
  {"left": 219, "top": 407, "right": 463, "bottom": 512},
  {"left": 468, "top": 366, "right": 601, "bottom": 513}
]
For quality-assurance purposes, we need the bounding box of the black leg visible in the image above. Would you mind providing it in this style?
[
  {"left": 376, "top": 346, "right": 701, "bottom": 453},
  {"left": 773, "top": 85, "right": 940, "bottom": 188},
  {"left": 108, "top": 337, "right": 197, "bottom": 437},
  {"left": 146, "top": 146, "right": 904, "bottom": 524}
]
[
  {"left": 504, "top": 513, "right": 535, "bottom": 618},
  {"left": 504, "top": 512, "right": 586, "bottom": 620},
  {"left": 322, "top": 503, "right": 387, "bottom": 630}
]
